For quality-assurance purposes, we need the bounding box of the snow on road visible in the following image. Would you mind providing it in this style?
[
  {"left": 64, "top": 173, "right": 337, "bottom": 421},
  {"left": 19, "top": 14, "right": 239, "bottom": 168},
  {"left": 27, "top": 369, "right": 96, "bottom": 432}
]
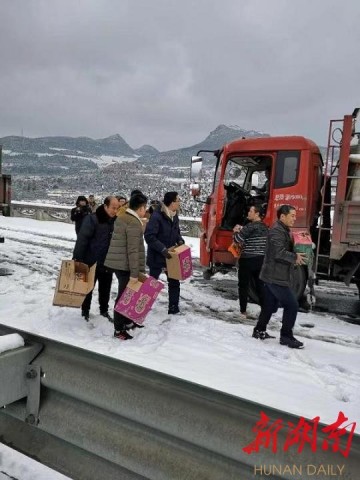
[
  {"left": 0, "top": 442, "right": 70, "bottom": 480},
  {"left": 0, "top": 216, "right": 359, "bottom": 432}
]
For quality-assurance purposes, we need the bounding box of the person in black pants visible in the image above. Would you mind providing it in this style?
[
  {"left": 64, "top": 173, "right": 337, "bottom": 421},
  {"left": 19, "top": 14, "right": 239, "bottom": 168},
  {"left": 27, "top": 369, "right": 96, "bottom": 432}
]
[
  {"left": 104, "top": 193, "right": 148, "bottom": 340},
  {"left": 73, "top": 196, "right": 119, "bottom": 322},
  {"left": 254, "top": 204, "right": 307, "bottom": 349},
  {"left": 144, "top": 192, "right": 184, "bottom": 315},
  {"left": 233, "top": 205, "right": 268, "bottom": 318}
]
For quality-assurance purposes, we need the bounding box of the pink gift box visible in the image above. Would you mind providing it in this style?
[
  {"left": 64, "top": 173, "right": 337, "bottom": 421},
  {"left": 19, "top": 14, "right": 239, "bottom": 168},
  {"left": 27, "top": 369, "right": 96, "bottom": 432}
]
[
  {"left": 115, "top": 274, "right": 164, "bottom": 324},
  {"left": 166, "top": 244, "right": 193, "bottom": 280}
]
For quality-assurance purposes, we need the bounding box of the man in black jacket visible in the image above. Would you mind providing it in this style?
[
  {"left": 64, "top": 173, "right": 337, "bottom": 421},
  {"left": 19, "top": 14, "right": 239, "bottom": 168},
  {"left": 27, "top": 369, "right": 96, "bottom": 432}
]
[
  {"left": 144, "top": 192, "right": 184, "bottom": 315},
  {"left": 253, "top": 204, "right": 307, "bottom": 349},
  {"left": 73, "top": 196, "right": 119, "bottom": 321}
]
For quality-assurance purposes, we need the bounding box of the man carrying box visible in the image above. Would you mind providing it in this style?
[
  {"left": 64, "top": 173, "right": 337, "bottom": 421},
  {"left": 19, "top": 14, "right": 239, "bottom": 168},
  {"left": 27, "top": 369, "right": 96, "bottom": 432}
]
[
  {"left": 104, "top": 193, "right": 148, "bottom": 340},
  {"left": 72, "top": 196, "right": 119, "bottom": 322},
  {"left": 253, "top": 204, "right": 307, "bottom": 349},
  {"left": 144, "top": 191, "right": 184, "bottom": 315}
]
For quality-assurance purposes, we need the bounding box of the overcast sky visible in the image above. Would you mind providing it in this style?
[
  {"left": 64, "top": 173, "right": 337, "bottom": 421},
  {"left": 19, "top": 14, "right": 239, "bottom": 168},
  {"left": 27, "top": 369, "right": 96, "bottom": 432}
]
[{"left": 0, "top": 0, "right": 359, "bottom": 151}]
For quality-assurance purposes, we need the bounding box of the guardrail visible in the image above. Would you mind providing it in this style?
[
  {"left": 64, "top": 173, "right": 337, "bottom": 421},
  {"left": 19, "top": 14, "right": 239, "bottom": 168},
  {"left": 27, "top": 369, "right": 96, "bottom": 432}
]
[
  {"left": 10, "top": 201, "right": 202, "bottom": 237},
  {"left": 1, "top": 324, "right": 359, "bottom": 480}
]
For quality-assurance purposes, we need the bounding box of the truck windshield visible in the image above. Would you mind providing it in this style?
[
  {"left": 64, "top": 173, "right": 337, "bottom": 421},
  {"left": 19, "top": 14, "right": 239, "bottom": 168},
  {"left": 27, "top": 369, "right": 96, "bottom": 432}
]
[{"left": 224, "top": 161, "right": 248, "bottom": 188}]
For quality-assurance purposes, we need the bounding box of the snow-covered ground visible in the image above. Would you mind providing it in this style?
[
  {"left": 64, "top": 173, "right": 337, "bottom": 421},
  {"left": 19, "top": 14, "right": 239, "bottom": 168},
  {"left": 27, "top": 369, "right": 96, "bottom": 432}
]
[
  {"left": 0, "top": 216, "right": 359, "bottom": 435},
  {"left": 0, "top": 442, "right": 70, "bottom": 480}
]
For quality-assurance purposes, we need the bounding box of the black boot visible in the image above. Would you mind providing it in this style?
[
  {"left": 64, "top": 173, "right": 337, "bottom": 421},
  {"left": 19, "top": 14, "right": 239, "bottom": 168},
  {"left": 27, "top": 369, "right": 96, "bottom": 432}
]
[
  {"left": 280, "top": 336, "right": 304, "bottom": 349},
  {"left": 114, "top": 330, "right": 133, "bottom": 340},
  {"left": 100, "top": 311, "right": 113, "bottom": 323},
  {"left": 168, "top": 305, "right": 180, "bottom": 315},
  {"left": 252, "top": 328, "right": 276, "bottom": 340}
]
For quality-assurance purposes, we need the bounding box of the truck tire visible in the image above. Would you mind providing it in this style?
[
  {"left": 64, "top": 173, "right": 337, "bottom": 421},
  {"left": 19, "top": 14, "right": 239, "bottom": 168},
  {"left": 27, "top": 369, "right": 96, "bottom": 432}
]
[
  {"left": 248, "top": 266, "right": 307, "bottom": 303},
  {"left": 203, "top": 265, "right": 215, "bottom": 280}
]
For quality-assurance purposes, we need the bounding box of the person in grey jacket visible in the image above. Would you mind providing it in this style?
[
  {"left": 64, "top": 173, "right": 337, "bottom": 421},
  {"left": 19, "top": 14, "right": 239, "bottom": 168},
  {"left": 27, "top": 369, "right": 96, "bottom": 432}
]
[
  {"left": 104, "top": 193, "right": 148, "bottom": 340},
  {"left": 253, "top": 204, "right": 307, "bottom": 348}
]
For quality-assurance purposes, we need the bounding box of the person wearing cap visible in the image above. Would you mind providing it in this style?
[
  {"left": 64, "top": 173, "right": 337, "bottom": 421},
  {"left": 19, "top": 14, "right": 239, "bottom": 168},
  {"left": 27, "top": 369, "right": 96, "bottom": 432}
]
[{"left": 144, "top": 191, "right": 184, "bottom": 315}]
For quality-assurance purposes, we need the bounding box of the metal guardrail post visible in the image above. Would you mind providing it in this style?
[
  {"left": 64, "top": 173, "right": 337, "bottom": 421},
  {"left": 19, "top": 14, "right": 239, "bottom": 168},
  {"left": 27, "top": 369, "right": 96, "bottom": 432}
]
[{"left": 0, "top": 340, "right": 42, "bottom": 408}]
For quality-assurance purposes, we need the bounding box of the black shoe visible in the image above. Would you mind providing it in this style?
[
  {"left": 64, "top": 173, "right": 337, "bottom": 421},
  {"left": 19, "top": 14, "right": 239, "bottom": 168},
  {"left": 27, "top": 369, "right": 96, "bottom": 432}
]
[
  {"left": 168, "top": 306, "right": 180, "bottom": 315},
  {"left": 101, "top": 312, "right": 113, "bottom": 323},
  {"left": 252, "top": 328, "right": 276, "bottom": 340},
  {"left": 280, "top": 336, "right": 304, "bottom": 349},
  {"left": 125, "top": 321, "right": 144, "bottom": 330},
  {"left": 82, "top": 310, "right": 90, "bottom": 322},
  {"left": 114, "top": 330, "right": 133, "bottom": 340}
]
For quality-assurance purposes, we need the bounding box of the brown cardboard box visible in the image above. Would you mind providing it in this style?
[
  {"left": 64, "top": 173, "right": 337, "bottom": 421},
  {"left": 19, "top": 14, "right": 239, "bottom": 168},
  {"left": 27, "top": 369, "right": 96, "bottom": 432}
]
[
  {"left": 166, "top": 244, "right": 193, "bottom": 280},
  {"left": 53, "top": 260, "right": 96, "bottom": 308}
]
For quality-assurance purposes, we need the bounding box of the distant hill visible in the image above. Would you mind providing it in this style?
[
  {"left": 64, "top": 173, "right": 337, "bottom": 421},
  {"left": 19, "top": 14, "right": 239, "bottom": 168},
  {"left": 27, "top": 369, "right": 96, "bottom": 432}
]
[
  {"left": 134, "top": 144, "right": 159, "bottom": 156},
  {"left": 0, "top": 126, "right": 270, "bottom": 174},
  {"left": 0, "top": 133, "right": 139, "bottom": 174},
  {"left": 0, "top": 133, "right": 135, "bottom": 157},
  {"left": 136, "top": 125, "right": 270, "bottom": 167}
]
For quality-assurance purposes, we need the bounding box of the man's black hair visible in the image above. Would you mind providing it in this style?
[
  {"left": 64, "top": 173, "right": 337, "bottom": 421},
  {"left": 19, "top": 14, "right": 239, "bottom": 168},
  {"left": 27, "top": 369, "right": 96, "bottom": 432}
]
[
  {"left": 277, "top": 204, "right": 296, "bottom": 219},
  {"left": 130, "top": 189, "right": 143, "bottom": 197},
  {"left": 251, "top": 204, "right": 266, "bottom": 219},
  {"left": 129, "top": 193, "right": 148, "bottom": 211},
  {"left": 163, "top": 191, "right": 178, "bottom": 207}
]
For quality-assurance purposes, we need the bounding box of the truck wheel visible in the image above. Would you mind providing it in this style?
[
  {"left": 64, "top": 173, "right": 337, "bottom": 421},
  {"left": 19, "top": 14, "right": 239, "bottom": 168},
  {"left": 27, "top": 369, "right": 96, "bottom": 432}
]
[
  {"left": 203, "top": 265, "right": 215, "bottom": 280},
  {"left": 248, "top": 266, "right": 307, "bottom": 304}
]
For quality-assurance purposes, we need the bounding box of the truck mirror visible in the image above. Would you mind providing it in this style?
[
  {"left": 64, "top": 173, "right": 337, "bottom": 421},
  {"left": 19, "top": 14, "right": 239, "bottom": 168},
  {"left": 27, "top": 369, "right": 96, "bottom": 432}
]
[
  {"left": 190, "top": 183, "right": 201, "bottom": 197},
  {"left": 190, "top": 156, "right": 203, "bottom": 182}
]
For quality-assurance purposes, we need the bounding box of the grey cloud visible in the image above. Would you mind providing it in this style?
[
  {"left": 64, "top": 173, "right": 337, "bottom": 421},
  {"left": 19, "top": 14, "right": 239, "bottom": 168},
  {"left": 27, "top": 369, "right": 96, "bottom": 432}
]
[{"left": 0, "top": 0, "right": 359, "bottom": 150}]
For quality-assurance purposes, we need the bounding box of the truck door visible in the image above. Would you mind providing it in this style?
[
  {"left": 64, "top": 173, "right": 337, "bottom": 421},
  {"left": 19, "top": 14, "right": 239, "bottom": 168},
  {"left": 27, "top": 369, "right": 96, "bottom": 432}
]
[{"left": 206, "top": 156, "right": 223, "bottom": 252}]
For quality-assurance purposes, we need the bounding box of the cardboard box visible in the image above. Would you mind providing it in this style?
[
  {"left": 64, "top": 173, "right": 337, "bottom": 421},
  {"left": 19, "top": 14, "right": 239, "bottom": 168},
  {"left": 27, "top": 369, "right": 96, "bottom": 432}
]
[
  {"left": 53, "top": 260, "right": 96, "bottom": 308},
  {"left": 115, "top": 274, "right": 164, "bottom": 324},
  {"left": 166, "top": 244, "right": 193, "bottom": 280},
  {"left": 293, "top": 231, "right": 313, "bottom": 265}
]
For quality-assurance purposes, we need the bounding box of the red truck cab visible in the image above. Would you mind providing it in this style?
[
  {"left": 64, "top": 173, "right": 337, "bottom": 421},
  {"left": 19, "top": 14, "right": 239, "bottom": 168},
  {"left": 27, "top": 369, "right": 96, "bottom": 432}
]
[{"left": 191, "top": 108, "right": 360, "bottom": 300}]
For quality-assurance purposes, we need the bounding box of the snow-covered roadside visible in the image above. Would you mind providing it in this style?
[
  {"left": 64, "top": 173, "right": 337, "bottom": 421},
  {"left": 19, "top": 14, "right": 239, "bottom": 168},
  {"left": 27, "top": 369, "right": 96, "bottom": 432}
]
[
  {"left": 0, "top": 216, "right": 359, "bottom": 432},
  {"left": 0, "top": 443, "right": 70, "bottom": 480}
]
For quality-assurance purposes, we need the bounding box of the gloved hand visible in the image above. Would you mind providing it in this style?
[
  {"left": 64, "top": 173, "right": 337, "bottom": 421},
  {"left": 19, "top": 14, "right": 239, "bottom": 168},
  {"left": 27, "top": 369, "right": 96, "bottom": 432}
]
[
  {"left": 161, "top": 248, "right": 172, "bottom": 259},
  {"left": 177, "top": 240, "right": 184, "bottom": 246}
]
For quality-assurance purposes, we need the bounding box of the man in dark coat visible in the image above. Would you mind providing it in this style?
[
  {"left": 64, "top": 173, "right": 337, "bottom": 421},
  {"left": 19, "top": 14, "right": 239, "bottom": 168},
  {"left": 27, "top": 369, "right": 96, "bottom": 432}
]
[
  {"left": 70, "top": 196, "right": 92, "bottom": 235},
  {"left": 253, "top": 204, "right": 307, "bottom": 348},
  {"left": 144, "top": 191, "right": 184, "bottom": 314},
  {"left": 73, "top": 196, "right": 119, "bottom": 321}
]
